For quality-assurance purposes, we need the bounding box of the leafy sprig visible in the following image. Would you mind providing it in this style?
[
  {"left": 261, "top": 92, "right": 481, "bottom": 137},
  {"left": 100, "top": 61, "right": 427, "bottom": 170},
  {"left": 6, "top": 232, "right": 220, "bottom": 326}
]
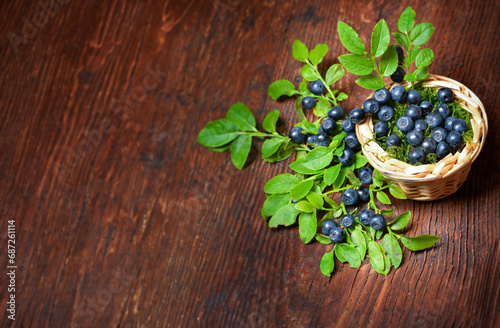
[
  {"left": 393, "top": 7, "right": 435, "bottom": 82},
  {"left": 268, "top": 40, "right": 347, "bottom": 121},
  {"left": 337, "top": 19, "right": 398, "bottom": 90}
]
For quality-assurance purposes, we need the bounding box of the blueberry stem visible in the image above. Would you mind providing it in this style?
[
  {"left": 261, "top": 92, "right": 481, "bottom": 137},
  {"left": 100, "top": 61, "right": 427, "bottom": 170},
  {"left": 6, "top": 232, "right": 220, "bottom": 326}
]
[
  {"left": 323, "top": 185, "right": 352, "bottom": 195},
  {"left": 368, "top": 187, "right": 381, "bottom": 213},
  {"left": 306, "top": 60, "right": 339, "bottom": 106},
  {"left": 341, "top": 202, "right": 347, "bottom": 215},
  {"left": 368, "top": 55, "right": 386, "bottom": 88}
]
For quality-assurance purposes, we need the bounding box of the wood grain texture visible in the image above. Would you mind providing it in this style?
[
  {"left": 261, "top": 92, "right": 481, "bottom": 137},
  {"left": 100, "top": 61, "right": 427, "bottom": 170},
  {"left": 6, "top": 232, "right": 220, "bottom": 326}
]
[{"left": 0, "top": 0, "right": 499, "bottom": 327}]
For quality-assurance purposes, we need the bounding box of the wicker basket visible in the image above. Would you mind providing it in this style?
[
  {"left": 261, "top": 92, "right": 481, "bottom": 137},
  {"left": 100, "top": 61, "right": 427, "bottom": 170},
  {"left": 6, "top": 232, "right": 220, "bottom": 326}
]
[{"left": 355, "top": 74, "right": 488, "bottom": 201}]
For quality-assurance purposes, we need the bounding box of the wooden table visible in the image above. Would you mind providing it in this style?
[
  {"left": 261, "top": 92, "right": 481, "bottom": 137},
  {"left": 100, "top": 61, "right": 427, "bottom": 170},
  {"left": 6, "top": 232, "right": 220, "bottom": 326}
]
[{"left": 1, "top": 0, "right": 499, "bottom": 327}]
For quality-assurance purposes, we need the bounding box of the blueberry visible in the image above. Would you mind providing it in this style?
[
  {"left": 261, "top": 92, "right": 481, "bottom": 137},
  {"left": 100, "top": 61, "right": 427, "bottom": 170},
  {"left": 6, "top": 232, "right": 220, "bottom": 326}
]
[
  {"left": 396, "top": 45, "right": 404, "bottom": 62},
  {"left": 374, "top": 121, "right": 389, "bottom": 137},
  {"left": 341, "top": 214, "right": 355, "bottom": 228},
  {"left": 358, "top": 168, "right": 373, "bottom": 185},
  {"left": 437, "top": 87, "right": 454, "bottom": 103},
  {"left": 363, "top": 98, "right": 380, "bottom": 114},
  {"left": 406, "top": 105, "right": 422, "bottom": 120},
  {"left": 419, "top": 100, "right": 433, "bottom": 116},
  {"left": 435, "top": 103, "right": 450, "bottom": 119},
  {"left": 391, "top": 85, "right": 407, "bottom": 102},
  {"left": 391, "top": 67, "right": 405, "bottom": 83},
  {"left": 408, "top": 147, "right": 425, "bottom": 164},
  {"left": 317, "top": 139, "right": 330, "bottom": 147},
  {"left": 309, "top": 79, "right": 325, "bottom": 95},
  {"left": 406, "top": 89, "right": 422, "bottom": 105},
  {"left": 338, "top": 148, "right": 355, "bottom": 165},
  {"left": 396, "top": 116, "right": 414, "bottom": 133},
  {"left": 328, "top": 106, "right": 344, "bottom": 121},
  {"left": 316, "top": 133, "right": 329, "bottom": 144},
  {"left": 373, "top": 88, "right": 391, "bottom": 105},
  {"left": 431, "top": 127, "right": 448, "bottom": 143},
  {"left": 370, "top": 214, "right": 386, "bottom": 230},
  {"left": 452, "top": 119, "right": 468, "bottom": 133},
  {"left": 322, "top": 219, "right": 338, "bottom": 235},
  {"left": 302, "top": 96, "right": 315, "bottom": 109},
  {"left": 357, "top": 186, "right": 370, "bottom": 202},
  {"left": 414, "top": 119, "right": 428, "bottom": 132},
  {"left": 378, "top": 106, "right": 394, "bottom": 122},
  {"left": 407, "top": 130, "right": 424, "bottom": 146},
  {"left": 349, "top": 108, "right": 365, "bottom": 124},
  {"left": 446, "top": 131, "right": 462, "bottom": 147},
  {"left": 444, "top": 116, "right": 457, "bottom": 132},
  {"left": 305, "top": 134, "right": 317, "bottom": 145},
  {"left": 386, "top": 134, "right": 401, "bottom": 148},
  {"left": 358, "top": 209, "right": 373, "bottom": 225},
  {"left": 421, "top": 137, "right": 437, "bottom": 154},
  {"left": 288, "top": 127, "right": 306, "bottom": 144},
  {"left": 345, "top": 132, "right": 360, "bottom": 149},
  {"left": 341, "top": 118, "right": 355, "bottom": 133},
  {"left": 436, "top": 142, "right": 451, "bottom": 158},
  {"left": 321, "top": 118, "right": 337, "bottom": 135},
  {"left": 341, "top": 188, "right": 358, "bottom": 206},
  {"left": 426, "top": 112, "right": 443, "bottom": 129},
  {"left": 329, "top": 227, "right": 346, "bottom": 243}
]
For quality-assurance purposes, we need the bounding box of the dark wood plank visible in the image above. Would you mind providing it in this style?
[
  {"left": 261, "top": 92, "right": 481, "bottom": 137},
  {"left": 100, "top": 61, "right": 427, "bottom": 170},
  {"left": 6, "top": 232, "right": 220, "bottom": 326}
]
[{"left": 0, "top": 0, "right": 499, "bottom": 327}]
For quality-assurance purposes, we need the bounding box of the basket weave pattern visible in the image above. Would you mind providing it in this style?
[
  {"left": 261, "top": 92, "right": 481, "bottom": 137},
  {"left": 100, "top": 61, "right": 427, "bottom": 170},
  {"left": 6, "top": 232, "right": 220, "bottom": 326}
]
[{"left": 355, "top": 75, "right": 488, "bottom": 201}]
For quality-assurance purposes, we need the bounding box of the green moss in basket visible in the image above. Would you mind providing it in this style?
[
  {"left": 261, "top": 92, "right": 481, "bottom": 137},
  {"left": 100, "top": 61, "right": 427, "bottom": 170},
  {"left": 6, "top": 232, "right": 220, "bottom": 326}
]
[{"left": 373, "top": 86, "right": 473, "bottom": 165}]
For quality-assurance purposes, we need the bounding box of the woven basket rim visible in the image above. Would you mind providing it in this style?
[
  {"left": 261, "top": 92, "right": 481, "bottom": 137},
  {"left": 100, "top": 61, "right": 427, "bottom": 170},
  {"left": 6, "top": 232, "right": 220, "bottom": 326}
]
[{"left": 355, "top": 74, "right": 488, "bottom": 183}]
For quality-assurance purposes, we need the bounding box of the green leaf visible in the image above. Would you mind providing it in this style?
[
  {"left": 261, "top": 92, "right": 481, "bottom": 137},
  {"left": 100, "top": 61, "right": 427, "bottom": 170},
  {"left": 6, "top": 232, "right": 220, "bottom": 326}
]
[
  {"left": 262, "top": 138, "right": 284, "bottom": 158},
  {"left": 226, "top": 102, "right": 256, "bottom": 132},
  {"left": 368, "top": 241, "right": 385, "bottom": 272},
  {"left": 346, "top": 169, "right": 362, "bottom": 187},
  {"left": 320, "top": 250, "right": 335, "bottom": 277},
  {"left": 289, "top": 161, "right": 322, "bottom": 175},
  {"left": 197, "top": 119, "right": 240, "bottom": 148},
  {"left": 338, "top": 54, "right": 374, "bottom": 76},
  {"left": 264, "top": 173, "right": 299, "bottom": 194},
  {"left": 309, "top": 43, "right": 329, "bottom": 66},
  {"left": 324, "top": 164, "right": 341, "bottom": 185},
  {"left": 335, "top": 244, "right": 362, "bottom": 268},
  {"left": 333, "top": 207, "right": 343, "bottom": 218},
  {"left": 262, "top": 110, "right": 280, "bottom": 133},
  {"left": 337, "top": 92, "right": 348, "bottom": 102},
  {"left": 292, "top": 39, "right": 309, "bottom": 62},
  {"left": 298, "top": 147, "right": 333, "bottom": 170},
  {"left": 401, "top": 234, "right": 440, "bottom": 251},
  {"left": 354, "top": 154, "right": 368, "bottom": 168},
  {"left": 323, "top": 196, "right": 339, "bottom": 209},
  {"left": 307, "top": 192, "right": 324, "bottom": 209},
  {"left": 382, "top": 234, "right": 403, "bottom": 268},
  {"left": 414, "top": 67, "right": 429, "bottom": 81},
  {"left": 375, "top": 229, "right": 384, "bottom": 240},
  {"left": 380, "top": 207, "right": 395, "bottom": 216},
  {"left": 415, "top": 48, "right": 434, "bottom": 68},
  {"left": 405, "top": 73, "right": 417, "bottom": 82},
  {"left": 208, "top": 143, "right": 231, "bottom": 153},
  {"left": 376, "top": 191, "right": 391, "bottom": 205},
  {"left": 410, "top": 23, "right": 434, "bottom": 46},
  {"left": 370, "top": 19, "right": 390, "bottom": 58},
  {"left": 409, "top": 46, "right": 420, "bottom": 63},
  {"left": 388, "top": 211, "right": 411, "bottom": 230},
  {"left": 291, "top": 179, "right": 314, "bottom": 201},
  {"left": 393, "top": 32, "right": 410, "bottom": 50},
  {"left": 261, "top": 194, "right": 291, "bottom": 218},
  {"left": 299, "top": 120, "right": 319, "bottom": 134},
  {"left": 398, "top": 7, "right": 416, "bottom": 33},
  {"left": 315, "top": 234, "right": 332, "bottom": 245},
  {"left": 325, "top": 64, "right": 345, "bottom": 85},
  {"left": 351, "top": 229, "right": 367, "bottom": 259},
  {"left": 230, "top": 134, "right": 252, "bottom": 169},
  {"left": 294, "top": 98, "right": 307, "bottom": 122},
  {"left": 295, "top": 201, "right": 314, "bottom": 213},
  {"left": 314, "top": 97, "right": 330, "bottom": 117},
  {"left": 333, "top": 167, "right": 347, "bottom": 189},
  {"left": 389, "top": 184, "right": 407, "bottom": 199},
  {"left": 268, "top": 204, "right": 300, "bottom": 228},
  {"left": 299, "top": 211, "right": 317, "bottom": 244},
  {"left": 268, "top": 80, "right": 297, "bottom": 101},
  {"left": 301, "top": 65, "right": 319, "bottom": 81},
  {"left": 356, "top": 74, "right": 384, "bottom": 90},
  {"left": 379, "top": 45, "right": 398, "bottom": 77},
  {"left": 337, "top": 21, "right": 365, "bottom": 55}
]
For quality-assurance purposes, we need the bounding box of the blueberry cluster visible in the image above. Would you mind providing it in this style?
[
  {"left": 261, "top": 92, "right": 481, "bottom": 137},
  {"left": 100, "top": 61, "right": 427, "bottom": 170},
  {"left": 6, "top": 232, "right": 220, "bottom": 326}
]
[
  {"left": 289, "top": 80, "right": 370, "bottom": 166},
  {"left": 363, "top": 86, "right": 469, "bottom": 165}
]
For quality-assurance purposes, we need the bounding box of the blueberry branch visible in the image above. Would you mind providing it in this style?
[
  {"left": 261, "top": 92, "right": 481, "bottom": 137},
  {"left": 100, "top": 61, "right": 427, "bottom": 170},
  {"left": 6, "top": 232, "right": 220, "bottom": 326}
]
[{"left": 306, "top": 59, "right": 339, "bottom": 106}]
